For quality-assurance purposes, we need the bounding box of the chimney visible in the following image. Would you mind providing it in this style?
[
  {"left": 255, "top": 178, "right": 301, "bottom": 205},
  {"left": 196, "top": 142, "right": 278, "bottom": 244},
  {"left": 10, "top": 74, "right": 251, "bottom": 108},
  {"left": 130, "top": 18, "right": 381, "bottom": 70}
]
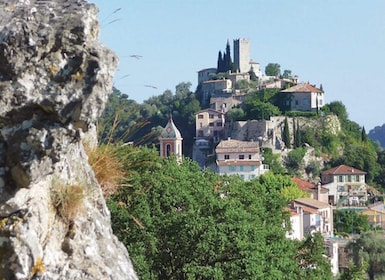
[{"left": 317, "top": 182, "right": 321, "bottom": 201}]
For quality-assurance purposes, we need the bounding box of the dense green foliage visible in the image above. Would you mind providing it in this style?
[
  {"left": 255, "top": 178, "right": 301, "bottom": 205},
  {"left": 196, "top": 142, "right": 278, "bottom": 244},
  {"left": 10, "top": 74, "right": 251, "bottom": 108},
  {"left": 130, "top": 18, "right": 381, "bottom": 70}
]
[
  {"left": 334, "top": 210, "right": 370, "bottom": 235},
  {"left": 108, "top": 146, "right": 332, "bottom": 279},
  {"left": 347, "top": 232, "right": 385, "bottom": 280},
  {"left": 265, "top": 63, "right": 281, "bottom": 76},
  {"left": 99, "top": 83, "right": 201, "bottom": 156}
]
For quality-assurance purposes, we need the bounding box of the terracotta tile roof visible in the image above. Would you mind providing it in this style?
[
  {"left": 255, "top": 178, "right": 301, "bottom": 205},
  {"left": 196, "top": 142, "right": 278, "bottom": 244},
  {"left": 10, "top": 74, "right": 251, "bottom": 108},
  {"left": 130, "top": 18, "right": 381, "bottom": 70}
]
[
  {"left": 216, "top": 139, "right": 259, "bottom": 153},
  {"left": 294, "top": 197, "right": 330, "bottom": 210},
  {"left": 280, "top": 83, "right": 322, "bottom": 93},
  {"left": 285, "top": 206, "right": 300, "bottom": 217},
  {"left": 292, "top": 177, "right": 315, "bottom": 192},
  {"left": 322, "top": 165, "right": 366, "bottom": 176}
]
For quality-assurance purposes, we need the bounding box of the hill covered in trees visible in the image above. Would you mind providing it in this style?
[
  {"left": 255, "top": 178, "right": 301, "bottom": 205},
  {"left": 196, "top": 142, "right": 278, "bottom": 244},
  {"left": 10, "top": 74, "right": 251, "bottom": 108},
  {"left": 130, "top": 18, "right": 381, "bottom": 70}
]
[{"left": 99, "top": 82, "right": 385, "bottom": 192}]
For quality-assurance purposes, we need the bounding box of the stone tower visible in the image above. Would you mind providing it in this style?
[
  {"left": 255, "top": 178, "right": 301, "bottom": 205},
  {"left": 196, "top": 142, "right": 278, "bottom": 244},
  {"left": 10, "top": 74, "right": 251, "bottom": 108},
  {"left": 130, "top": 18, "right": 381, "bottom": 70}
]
[
  {"left": 159, "top": 118, "right": 183, "bottom": 160},
  {"left": 233, "top": 38, "right": 250, "bottom": 73}
]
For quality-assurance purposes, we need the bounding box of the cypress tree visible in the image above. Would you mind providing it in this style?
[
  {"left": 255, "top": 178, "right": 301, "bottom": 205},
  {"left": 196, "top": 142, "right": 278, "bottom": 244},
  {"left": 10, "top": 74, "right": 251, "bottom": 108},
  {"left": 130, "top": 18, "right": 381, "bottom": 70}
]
[
  {"left": 292, "top": 118, "right": 296, "bottom": 148},
  {"left": 296, "top": 119, "right": 301, "bottom": 147},
  {"left": 217, "top": 51, "right": 224, "bottom": 73},
  {"left": 225, "top": 39, "right": 232, "bottom": 72},
  {"left": 283, "top": 117, "right": 291, "bottom": 149},
  {"left": 361, "top": 126, "right": 368, "bottom": 142}
]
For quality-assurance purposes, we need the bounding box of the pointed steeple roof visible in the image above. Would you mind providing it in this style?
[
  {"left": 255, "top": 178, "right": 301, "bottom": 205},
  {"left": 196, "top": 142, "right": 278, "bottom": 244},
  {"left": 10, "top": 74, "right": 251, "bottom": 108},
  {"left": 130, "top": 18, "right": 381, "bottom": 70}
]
[{"left": 160, "top": 118, "right": 182, "bottom": 139}]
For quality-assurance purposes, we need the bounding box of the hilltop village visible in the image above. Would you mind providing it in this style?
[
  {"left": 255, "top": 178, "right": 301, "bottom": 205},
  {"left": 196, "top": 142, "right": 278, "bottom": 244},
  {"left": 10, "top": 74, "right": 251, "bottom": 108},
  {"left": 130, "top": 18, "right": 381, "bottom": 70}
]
[{"left": 157, "top": 38, "right": 384, "bottom": 276}]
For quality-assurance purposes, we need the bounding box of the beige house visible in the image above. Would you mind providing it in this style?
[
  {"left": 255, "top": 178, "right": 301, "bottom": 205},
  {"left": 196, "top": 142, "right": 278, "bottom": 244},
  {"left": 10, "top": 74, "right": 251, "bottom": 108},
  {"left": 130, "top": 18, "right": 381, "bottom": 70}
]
[
  {"left": 321, "top": 165, "right": 368, "bottom": 206},
  {"left": 280, "top": 83, "right": 324, "bottom": 112},
  {"left": 215, "top": 138, "right": 269, "bottom": 181},
  {"left": 195, "top": 108, "right": 225, "bottom": 144},
  {"left": 286, "top": 198, "right": 337, "bottom": 275},
  {"left": 293, "top": 197, "right": 334, "bottom": 237}
]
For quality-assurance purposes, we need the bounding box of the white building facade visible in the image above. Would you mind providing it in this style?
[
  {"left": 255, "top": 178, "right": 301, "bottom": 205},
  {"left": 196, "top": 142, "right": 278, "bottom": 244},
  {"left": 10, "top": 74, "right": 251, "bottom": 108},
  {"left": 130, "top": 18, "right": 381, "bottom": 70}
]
[{"left": 215, "top": 139, "right": 269, "bottom": 181}]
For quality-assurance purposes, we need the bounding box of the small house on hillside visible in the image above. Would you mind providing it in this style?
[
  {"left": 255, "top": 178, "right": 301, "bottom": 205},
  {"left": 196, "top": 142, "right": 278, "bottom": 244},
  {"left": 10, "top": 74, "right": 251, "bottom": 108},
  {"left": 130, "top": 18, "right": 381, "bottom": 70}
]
[
  {"left": 321, "top": 165, "right": 368, "bottom": 206},
  {"left": 215, "top": 138, "right": 269, "bottom": 181},
  {"left": 195, "top": 108, "right": 225, "bottom": 144},
  {"left": 280, "top": 83, "right": 324, "bottom": 112},
  {"left": 293, "top": 197, "right": 334, "bottom": 237}
]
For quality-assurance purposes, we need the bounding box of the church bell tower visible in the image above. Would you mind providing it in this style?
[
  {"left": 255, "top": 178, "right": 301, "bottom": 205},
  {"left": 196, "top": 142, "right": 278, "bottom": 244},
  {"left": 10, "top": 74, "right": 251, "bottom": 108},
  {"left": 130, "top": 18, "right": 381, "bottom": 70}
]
[{"left": 159, "top": 117, "right": 183, "bottom": 161}]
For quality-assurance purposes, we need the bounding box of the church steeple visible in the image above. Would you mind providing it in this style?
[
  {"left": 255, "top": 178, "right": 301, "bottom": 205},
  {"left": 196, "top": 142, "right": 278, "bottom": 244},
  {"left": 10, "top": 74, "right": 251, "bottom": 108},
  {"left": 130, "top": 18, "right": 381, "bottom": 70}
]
[{"left": 159, "top": 117, "right": 183, "bottom": 161}]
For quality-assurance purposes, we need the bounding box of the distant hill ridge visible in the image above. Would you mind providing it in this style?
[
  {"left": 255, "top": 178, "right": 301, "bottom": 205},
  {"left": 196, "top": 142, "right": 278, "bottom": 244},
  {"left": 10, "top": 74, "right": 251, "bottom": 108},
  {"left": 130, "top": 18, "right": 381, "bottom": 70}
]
[{"left": 369, "top": 124, "right": 385, "bottom": 148}]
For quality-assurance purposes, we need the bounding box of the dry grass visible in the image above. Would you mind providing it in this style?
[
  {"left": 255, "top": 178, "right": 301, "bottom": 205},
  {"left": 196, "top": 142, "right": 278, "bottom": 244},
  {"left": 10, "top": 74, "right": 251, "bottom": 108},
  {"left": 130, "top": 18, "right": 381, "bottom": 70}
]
[
  {"left": 86, "top": 144, "right": 125, "bottom": 198},
  {"left": 31, "top": 257, "right": 45, "bottom": 276},
  {"left": 51, "top": 183, "right": 84, "bottom": 224}
]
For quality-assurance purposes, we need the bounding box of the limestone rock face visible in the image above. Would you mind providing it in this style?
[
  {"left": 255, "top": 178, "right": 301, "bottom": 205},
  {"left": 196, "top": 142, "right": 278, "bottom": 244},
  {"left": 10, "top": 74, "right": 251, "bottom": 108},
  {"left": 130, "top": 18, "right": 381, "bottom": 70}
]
[{"left": 0, "top": 0, "right": 138, "bottom": 279}]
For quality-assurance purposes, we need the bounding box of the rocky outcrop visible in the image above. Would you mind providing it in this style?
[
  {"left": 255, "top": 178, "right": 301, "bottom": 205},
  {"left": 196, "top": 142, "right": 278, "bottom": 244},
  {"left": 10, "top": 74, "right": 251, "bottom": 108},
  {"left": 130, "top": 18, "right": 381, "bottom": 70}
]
[
  {"left": 369, "top": 124, "right": 385, "bottom": 148},
  {"left": 0, "top": 0, "right": 137, "bottom": 279}
]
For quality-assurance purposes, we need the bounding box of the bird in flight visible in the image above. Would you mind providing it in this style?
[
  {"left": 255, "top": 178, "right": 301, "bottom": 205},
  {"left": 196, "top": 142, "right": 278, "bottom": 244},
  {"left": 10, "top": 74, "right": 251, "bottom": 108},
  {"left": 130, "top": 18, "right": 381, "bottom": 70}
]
[
  {"left": 144, "top": 85, "right": 157, "bottom": 89},
  {"left": 129, "top": 55, "right": 143, "bottom": 59}
]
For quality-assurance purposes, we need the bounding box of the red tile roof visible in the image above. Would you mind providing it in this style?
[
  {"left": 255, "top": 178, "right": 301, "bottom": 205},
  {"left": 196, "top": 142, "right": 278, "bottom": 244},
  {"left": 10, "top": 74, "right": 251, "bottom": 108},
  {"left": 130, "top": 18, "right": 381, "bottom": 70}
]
[
  {"left": 322, "top": 165, "right": 366, "bottom": 176},
  {"left": 292, "top": 177, "right": 315, "bottom": 192},
  {"left": 281, "top": 83, "right": 322, "bottom": 93}
]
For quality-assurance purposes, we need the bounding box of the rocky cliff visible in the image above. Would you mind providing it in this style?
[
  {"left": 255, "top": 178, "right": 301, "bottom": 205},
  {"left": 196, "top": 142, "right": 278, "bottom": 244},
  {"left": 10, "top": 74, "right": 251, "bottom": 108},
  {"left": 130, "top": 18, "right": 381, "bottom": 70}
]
[{"left": 0, "top": 0, "right": 137, "bottom": 279}]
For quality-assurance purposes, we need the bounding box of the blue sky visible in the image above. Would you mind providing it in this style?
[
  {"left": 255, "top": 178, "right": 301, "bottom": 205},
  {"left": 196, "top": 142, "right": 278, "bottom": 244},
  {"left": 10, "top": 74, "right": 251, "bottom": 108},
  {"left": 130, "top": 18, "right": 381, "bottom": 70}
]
[{"left": 90, "top": 0, "right": 385, "bottom": 130}]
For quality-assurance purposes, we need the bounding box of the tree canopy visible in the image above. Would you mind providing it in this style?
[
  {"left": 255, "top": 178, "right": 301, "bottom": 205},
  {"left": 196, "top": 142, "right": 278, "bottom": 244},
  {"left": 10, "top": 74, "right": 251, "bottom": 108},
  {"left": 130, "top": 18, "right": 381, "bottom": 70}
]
[
  {"left": 107, "top": 146, "right": 332, "bottom": 279},
  {"left": 265, "top": 63, "right": 281, "bottom": 76}
]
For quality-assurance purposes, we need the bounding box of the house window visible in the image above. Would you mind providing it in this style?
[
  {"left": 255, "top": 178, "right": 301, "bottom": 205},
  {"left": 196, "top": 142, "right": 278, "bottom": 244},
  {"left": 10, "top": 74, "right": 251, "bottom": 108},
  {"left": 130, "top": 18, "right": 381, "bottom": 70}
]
[
  {"left": 248, "top": 155, "right": 252, "bottom": 159},
  {"left": 198, "top": 130, "right": 204, "bottom": 137},
  {"left": 240, "top": 174, "right": 245, "bottom": 180},
  {"left": 217, "top": 114, "right": 222, "bottom": 118},
  {"left": 295, "top": 100, "right": 299, "bottom": 105},
  {"left": 319, "top": 99, "right": 323, "bottom": 106},
  {"left": 229, "top": 165, "right": 236, "bottom": 171},
  {"left": 348, "top": 175, "right": 352, "bottom": 182},
  {"left": 209, "top": 122, "right": 214, "bottom": 127},
  {"left": 251, "top": 165, "right": 256, "bottom": 171},
  {"left": 240, "top": 165, "right": 244, "bottom": 171},
  {"left": 303, "top": 98, "right": 308, "bottom": 105},
  {"left": 338, "top": 175, "right": 343, "bottom": 182},
  {"left": 198, "top": 114, "right": 204, "bottom": 119},
  {"left": 249, "top": 175, "right": 255, "bottom": 179},
  {"left": 356, "top": 175, "right": 360, "bottom": 182},
  {"left": 216, "top": 121, "right": 222, "bottom": 126},
  {"left": 224, "top": 155, "right": 230, "bottom": 160},
  {"left": 209, "top": 114, "right": 214, "bottom": 119},
  {"left": 199, "top": 122, "right": 203, "bottom": 128},
  {"left": 337, "top": 185, "right": 345, "bottom": 192},
  {"left": 239, "top": 155, "right": 245, "bottom": 160},
  {"left": 166, "top": 144, "right": 171, "bottom": 156}
]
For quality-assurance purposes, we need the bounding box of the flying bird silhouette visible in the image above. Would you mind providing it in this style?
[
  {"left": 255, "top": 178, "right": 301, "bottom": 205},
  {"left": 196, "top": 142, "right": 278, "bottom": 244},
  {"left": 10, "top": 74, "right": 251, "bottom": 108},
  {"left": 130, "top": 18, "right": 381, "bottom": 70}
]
[
  {"left": 129, "top": 55, "right": 143, "bottom": 59},
  {"left": 144, "top": 85, "right": 157, "bottom": 89}
]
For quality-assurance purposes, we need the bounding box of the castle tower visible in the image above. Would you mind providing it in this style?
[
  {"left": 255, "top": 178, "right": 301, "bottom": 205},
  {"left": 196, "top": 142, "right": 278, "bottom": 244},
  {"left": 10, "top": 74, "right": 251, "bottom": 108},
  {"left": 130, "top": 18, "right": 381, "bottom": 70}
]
[
  {"left": 159, "top": 117, "right": 183, "bottom": 161},
  {"left": 233, "top": 38, "right": 250, "bottom": 73}
]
